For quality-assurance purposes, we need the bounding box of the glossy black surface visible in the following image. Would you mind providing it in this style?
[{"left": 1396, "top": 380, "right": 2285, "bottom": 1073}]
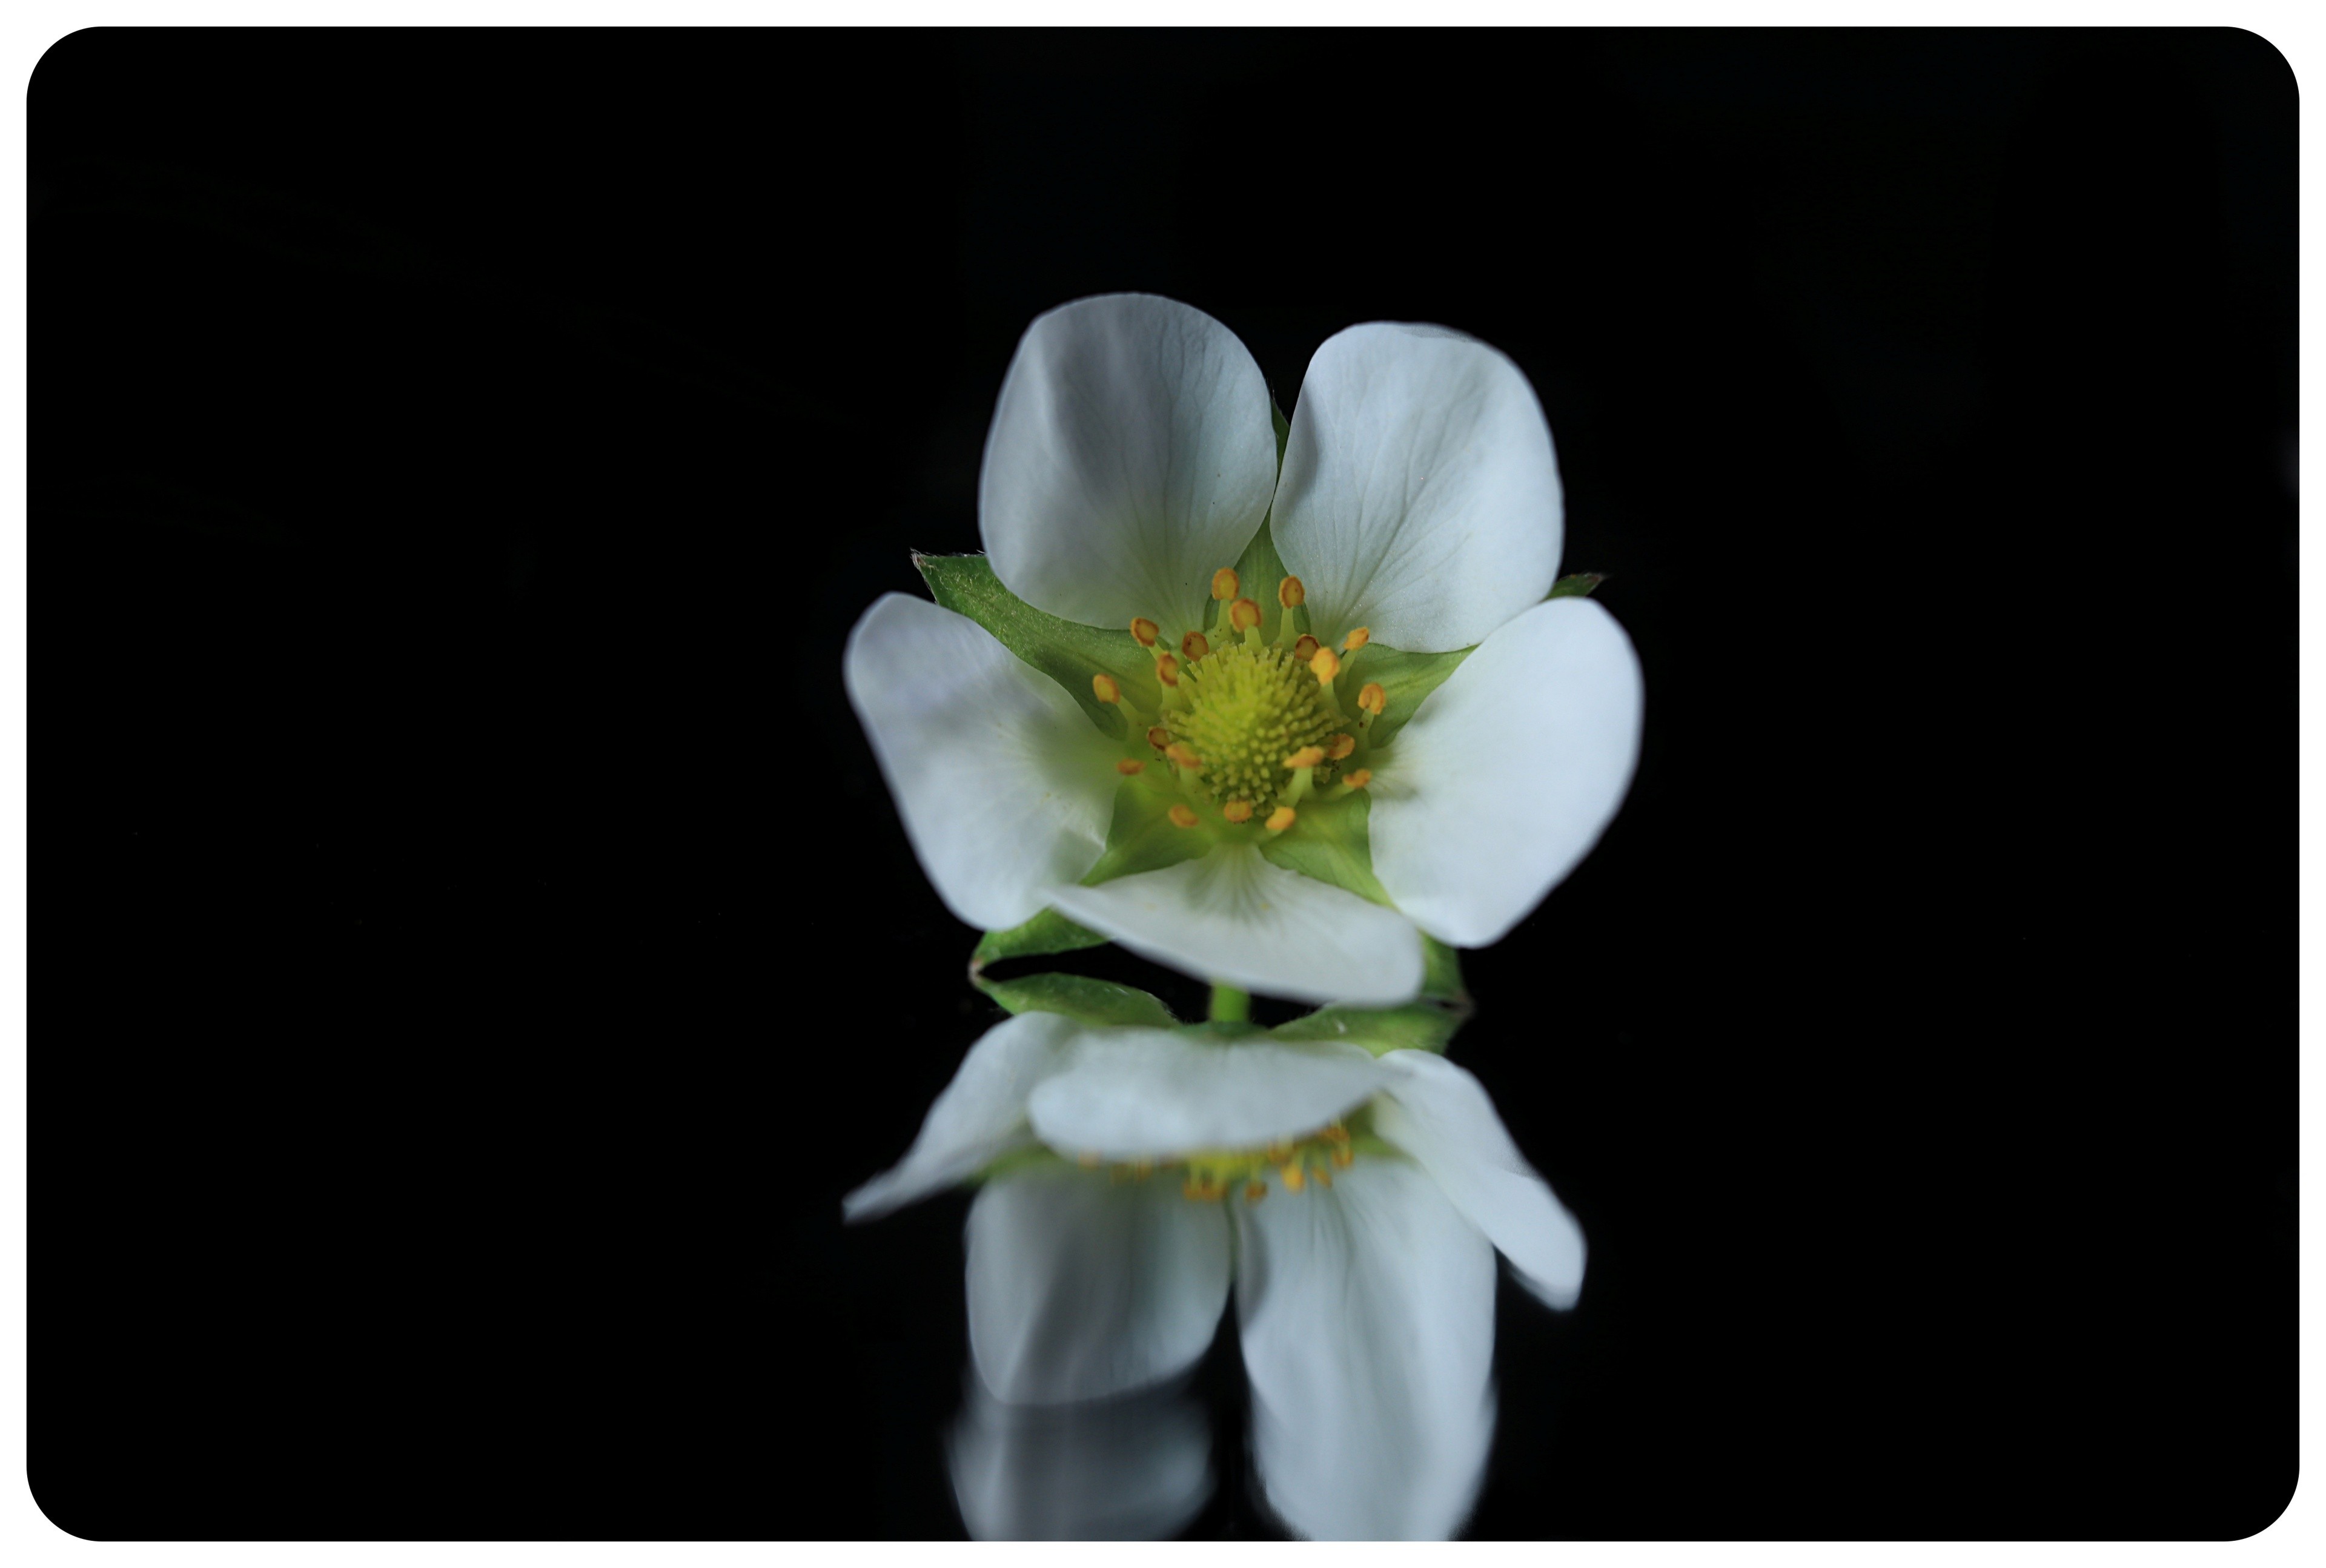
[{"left": 33, "top": 26, "right": 2295, "bottom": 1540}]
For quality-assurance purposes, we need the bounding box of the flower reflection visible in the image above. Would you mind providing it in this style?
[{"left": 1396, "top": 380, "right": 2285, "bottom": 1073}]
[
  {"left": 847, "top": 1014, "right": 1584, "bottom": 1539},
  {"left": 949, "top": 1372, "right": 1212, "bottom": 1541}
]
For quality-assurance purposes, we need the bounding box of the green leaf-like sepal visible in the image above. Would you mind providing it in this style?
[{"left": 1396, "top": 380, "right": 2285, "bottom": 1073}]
[
  {"left": 971, "top": 907, "right": 1109, "bottom": 971},
  {"left": 915, "top": 552, "right": 1158, "bottom": 733},
  {"left": 1548, "top": 571, "right": 1607, "bottom": 598},
  {"left": 1352, "top": 644, "right": 1471, "bottom": 747},
  {"left": 1269, "top": 1001, "right": 1459, "bottom": 1057},
  {"left": 975, "top": 971, "right": 1178, "bottom": 1030},
  {"left": 1257, "top": 791, "right": 1391, "bottom": 905}
]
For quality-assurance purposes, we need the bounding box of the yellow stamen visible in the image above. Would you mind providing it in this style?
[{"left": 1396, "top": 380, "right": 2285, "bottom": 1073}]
[
  {"left": 1147, "top": 725, "right": 1171, "bottom": 750},
  {"left": 1314, "top": 1166, "right": 1332, "bottom": 1188},
  {"left": 1155, "top": 652, "right": 1181, "bottom": 687},
  {"left": 1342, "top": 627, "right": 1370, "bottom": 652},
  {"left": 1278, "top": 575, "right": 1305, "bottom": 609},
  {"left": 1165, "top": 742, "right": 1204, "bottom": 770},
  {"left": 1280, "top": 1162, "right": 1305, "bottom": 1193},
  {"left": 1342, "top": 768, "right": 1372, "bottom": 789},
  {"left": 1092, "top": 673, "right": 1121, "bottom": 705},
  {"left": 1244, "top": 1181, "right": 1267, "bottom": 1203},
  {"left": 1116, "top": 758, "right": 1145, "bottom": 776},
  {"left": 1265, "top": 806, "right": 1297, "bottom": 832},
  {"left": 1265, "top": 1141, "right": 1291, "bottom": 1160},
  {"left": 1130, "top": 617, "right": 1160, "bottom": 647},
  {"left": 1323, "top": 1121, "right": 1349, "bottom": 1142},
  {"left": 1327, "top": 733, "right": 1356, "bottom": 760},
  {"left": 1078, "top": 1152, "right": 1101, "bottom": 1168},
  {"left": 1357, "top": 682, "right": 1387, "bottom": 716},
  {"left": 1181, "top": 630, "right": 1211, "bottom": 662},
  {"left": 1310, "top": 646, "right": 1340, "bottom": 683},
  {"left": 1167, "top": 804, "right": 1200, "bottom": 829},
  {"left": 1211, "top": 567, "right": 1240, "bottom": 601},
  {"left": 1282, "top": 744, "right": 1326, "bottom": 770},
  {"left": 1331, "top": 1145, "right": 1354, "bottom": 1168},
  {"left": 1292, "top": 634, "right": 1320, "bottom": 663},
  {"left": 1230, "top": 597, "right": 1262, "bottom": 633},
  {"left": 1222, "top": 799, "right": 1253, "bottom": 824}
]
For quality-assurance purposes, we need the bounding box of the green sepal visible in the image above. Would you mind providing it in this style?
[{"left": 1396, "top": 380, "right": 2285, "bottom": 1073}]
[
  {"left": 1422, "top": 933, "right": 1469, "bottom": 1005},
  {"left": 975, "top": 970, "right": 1178, "bottom": 1030},
  {"left": 1081, "top": 776, "right": 1214, "bottom": 886},
  {"left": 970, "top": 1143, "right": 1073, "bottom": 1184},
  {"left": 1231, "top": 515, "right": 1297, "bottom": 643},
  {"left": 1549, "top": 572, "right": 1607, "bottom": 598},
  {"left": 1269, "top": 1001, "right": 1459, "bottom": 1057},
  {"left": 1257, "top": 791, "right": 1391, "bottom": 905},
  {"left": 970, "top": 907, "right": 1109, "bottom": 972},
  {"left": 1270, "top": 394, "right": 1291, "bottom": 472},
  {"left": 914, "top": 552, "right": 1159, "bottom": 733},
  {"left": 1352, "top": 644, "right": 1471, "bottom": 747}
]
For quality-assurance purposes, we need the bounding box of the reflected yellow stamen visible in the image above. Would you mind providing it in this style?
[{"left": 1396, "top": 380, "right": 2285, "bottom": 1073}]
[
  {"left": 1167, "top": 804, "right": 1200, "bottom": 829},
  {"left": 1230, "top": 597, "right": 1262, "bottom": 633},
  {"left": 1130, "top": 617, "right": 1160, "bottom": 647},
  {"left": 1342, "top": 627, "right": 1370, "bottom": 652},
  {"left": 1327, "top": 733, "right": 1355, "bottom": 761},
  {"left": 1265, "top": 806, "right": 1297, "bottom": 832},
  {"left": 1282, "top": 744, "right": 1326, "bottom": 770},
  {"left": 1211, "top": 567, "right": 1240, "bottom": 601},
  {"left": 1244, "top": 1180, "right": 1267, "bottom": 1203},
  {"left": 1222, "top": 799, "right": 1253, "bottom": 824},
  {"left": 1357, "top": 682, "right": 1387, "bottom": 716},
  {"left": 1092, "top": 673, "right": 1121, "bottom": 705},
  {"left": 1181, "top": 630, "right": 1211, "bottom": 662},
  {"left": 1280, "top": 1162, "right": 1305, "bottom": 1193},
  {"left": 1310, "top": 646, "right": 1340, "bottom": 683},
  {"left": 1331, "top": 1145, "right": 1354, "bottom": 1169},
  {"left": 1323, "top": 1122, "right": 1349, "bottom": 1142},
  {"left": 1147, "top": 725, "right": 1171, "bottom": 750},
  {"left": 1155, "top": 652, "right": 1181, "bottom": 687},
  {"left": 1116, "top": 758, "right": 1145, "bottom": 776},
  {"left": 1278, "top": 575, "right": 1306, "bottom": 609},
  {"left": 1165, "top": 742, "right": 1204, "bottom": 770},
  {"left": 1078, "top": 1152, "right": 1101, "bottom": 1168}
]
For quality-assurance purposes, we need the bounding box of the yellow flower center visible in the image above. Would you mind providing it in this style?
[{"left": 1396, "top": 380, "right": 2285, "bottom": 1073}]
[{"left": 1164, "top": 641, "right": 1337, "bottom": 813}]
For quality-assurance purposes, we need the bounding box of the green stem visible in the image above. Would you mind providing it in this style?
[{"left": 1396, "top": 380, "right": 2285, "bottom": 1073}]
[{"left": 1209, "top": 983, "right": 1251, "bottom": 1023}]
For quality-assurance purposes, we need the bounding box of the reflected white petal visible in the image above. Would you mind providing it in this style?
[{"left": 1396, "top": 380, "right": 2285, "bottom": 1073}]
[
  {"left": 844, "top": 593, "right": 1119, "bottom": 932},
  {"left": 966, "top": 1168, "right": 1233, "bottom": 1405},
  {"left": 1370, "top": 596, "right": 1643, "bottom": 947},
  {"left": 1048, "top": 844, "right": 1423, "bottom": 1007},
  {"left": 841, "top": 1012, "right": 1082, "bottom": 1223},
  {"left": 1234, "top": 1159, "right": 1497, "bottom": 1540},
  {"left": 1374, "top": 1051, "right": 1586, "bottom": 1308},
  {"left": 949, "top": 1374, "right": 1213, "bottom": 1541},
  {"left": 1273, "top": 322, "right": 1562, "bottom": 652},
  {"left": 981, "top": 293, "right": 1278, "bottom": 639},
  {"left": 1027, "top": 1030, "right": 1396, "bottom": 1163}
]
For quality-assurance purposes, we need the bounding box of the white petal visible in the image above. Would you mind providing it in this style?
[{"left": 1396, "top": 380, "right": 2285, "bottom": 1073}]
[
  {"left": 1373, "top": 1051, "right": 1586, "bottom": 1308},
  {"left": 1369, "top": 596, "right": 1643, "bottom": 947},
  {"left": 1273, "top": 322, "right": 1562, "bottom": 652},
  {"left": 966, "top": 1167, "right": 1233, "bottom": 1405},
  {"left": 949, "top": 1375, "right": 1213, "bottom": 1540},
  {"left": 1234, "top": 1159, "right": 1497, "bottom": 1540},
  {"left": 1047, "top": 844, "right": 1423, "bottom": 1007},
  {"left": 1026, "top": 1030, "right": 1396, "bottom": 1163},
  {"left": 844, "top": 592, "right": 1119, "bottom": 932},
  {"left": 980, "top": 293, "right": 1279, "bottom": 638},
  {"left": 841, "top": 1012, "right": 1083, "bottom": 1223}
]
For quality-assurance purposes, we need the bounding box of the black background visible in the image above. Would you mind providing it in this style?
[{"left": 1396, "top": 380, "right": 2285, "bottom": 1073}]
[{"left": 33, "top": 27, "right": 2296, "bottom": 1541}]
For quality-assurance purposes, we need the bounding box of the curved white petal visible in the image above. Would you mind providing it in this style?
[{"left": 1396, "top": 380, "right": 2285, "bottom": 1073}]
[
  {"left": 1234, "top": 1159, "right": 1497, "bottom": 1540},
  {"left": 949, "top": 1374, "right": 1213, "bottom": 1540},
  {"left": 845, "top": 593, "right": 1120, "bottom": 931},
  {"left": 841, "top": 1012, "right": 1082, "bottom": 1223},
  {"left": 1374, "top": 1051, "right": 1586, "bottom": 1308},
  {"left": 980, "top": 293, "right": 1279, "bottom": 639},
  {"left": 1273, "top": 322, "right": 1562, "bottom": 652},
  {"left": 966, "top": 1168, "right": 1233, "bottom": 1406},
  {"left": 1369, "top": 596, "right": 1643, "bottom": 947},
  {"left": 1027, "top": 1030, "right": 1396, "bottom": 1163},
  {"left": 1047, "top": 844, "right": 1423, "bottom": 1007}
]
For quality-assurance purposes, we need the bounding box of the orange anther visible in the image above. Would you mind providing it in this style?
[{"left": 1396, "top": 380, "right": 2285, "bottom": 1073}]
[
  {"left": 1130, "top": 617, "right": 1160, "bottom": 647},
  {"left": 1342, "top": 768, "right": 1373, "bottom": 789},
  {"left": 1357, "top": 682, "right": 1387, "bottom": 716},
  {"left": 1282, "top": 745, "right": 1326, "bottom": 770},
  {"left": 1265, "top": 806, "right": 1297, "bottom": 832},
  {"left": 1310, "top": 646, "right": 1341, "bottom": 683},
  {"left": 1147, "top": 725, "right": 1171, "bottom": 749},
  {"left": 1116, "top": 758, "right": 1145, "bottom": 776},
  {"left": 1181, "top": 630, "right": 1211, "bottom": 662},
  {"left": 1211, "top": 567, "right": 1240, "bottom": 601},
  {"left": 1167, "top": 804, "right": 1200, "bottom": 829},
  {"left": 1156, "top": 652, "right": 1181, "bottom": 687},
  {"left": 1278, "top": 575, "right": 1306, "bottom": 609},
  {"left": 1221, "top": 799, "right": 1253, "bottom": 824},
  {"left": 1092, "top": 673, "right": 1122, "bottom": 704},
  {"left": 1292, "top": 634, "right": 1320, "bottom": 663},
  {"left": 1342, "top": 627, "right": 1370, "bottom": 652},
  {"left": 1230, "top": 597, "right": 1262, "bottom": 632},
  {"left": 1327, "top": 733, "right": 1356, "bottom": 760},
  {"left": 1165, "top": 743, "right": 1204, "bottom": 770}
]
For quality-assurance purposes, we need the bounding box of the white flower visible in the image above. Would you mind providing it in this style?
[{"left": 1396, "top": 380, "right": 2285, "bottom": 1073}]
[
  {"left": 846, "top": 294, "right": 1643, "bottom": 1007},
  {"left": 846, "top": 1013, "right": 1586, "bottom": 1541}
]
